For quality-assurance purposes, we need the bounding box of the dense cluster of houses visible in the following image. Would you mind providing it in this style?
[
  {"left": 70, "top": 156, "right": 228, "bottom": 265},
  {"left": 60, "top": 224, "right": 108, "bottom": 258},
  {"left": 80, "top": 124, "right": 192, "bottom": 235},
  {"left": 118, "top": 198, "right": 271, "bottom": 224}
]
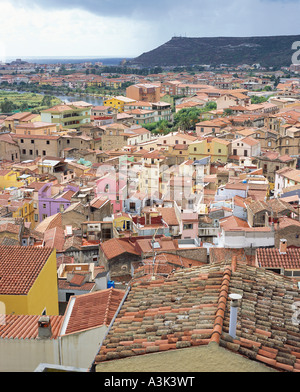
[{"left": 1, "top": 64, "right": 300, "bottom": 373}]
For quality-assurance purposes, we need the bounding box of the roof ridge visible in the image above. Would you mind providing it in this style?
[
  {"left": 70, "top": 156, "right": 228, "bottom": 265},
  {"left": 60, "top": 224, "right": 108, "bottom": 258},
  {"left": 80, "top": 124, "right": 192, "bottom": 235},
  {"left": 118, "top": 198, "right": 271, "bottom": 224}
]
[
  {"left": 210, "top": 264, "right": 232, "bottom": 345},
  {"left": 103, "top": 288, "right": 113, "bottom": 326}
]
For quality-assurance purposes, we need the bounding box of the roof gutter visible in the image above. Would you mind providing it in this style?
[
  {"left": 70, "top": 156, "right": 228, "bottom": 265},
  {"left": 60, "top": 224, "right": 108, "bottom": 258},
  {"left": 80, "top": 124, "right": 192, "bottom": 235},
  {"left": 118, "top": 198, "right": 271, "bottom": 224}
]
[{"left": 88, "top": 285, "right": 131, "bottom": 372}]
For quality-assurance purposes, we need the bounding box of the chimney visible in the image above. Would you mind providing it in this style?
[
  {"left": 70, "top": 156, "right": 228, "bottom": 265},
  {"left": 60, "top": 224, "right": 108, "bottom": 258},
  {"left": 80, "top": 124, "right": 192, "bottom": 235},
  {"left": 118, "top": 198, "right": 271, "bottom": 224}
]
[
  {"left": 231, "top": 256, "right": 237, "bottom": 273},
  {"left": 229, "top": 294, "right": 242, "bottom": 339},
  {"left": 38, "top": 316, "right": 52, "bottom": 339},
  {"left": 279, "top": 239, "right": 287, "bottom": 255}
]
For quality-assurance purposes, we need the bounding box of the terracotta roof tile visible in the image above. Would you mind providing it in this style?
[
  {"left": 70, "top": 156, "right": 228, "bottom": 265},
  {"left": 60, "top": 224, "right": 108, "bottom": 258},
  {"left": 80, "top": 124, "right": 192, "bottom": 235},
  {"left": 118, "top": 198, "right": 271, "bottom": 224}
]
[
  {"left": 0, "top": 246, "right": 54, "bottom": 295},
  {"left": 0, "top": 314, "right": 63, "bottom": 340},
  {"left": 62, "top": 288, "right": 125, "bottom": 335},
  {"left": 92, "top": 259, "right": 300, "bottom": 372}
]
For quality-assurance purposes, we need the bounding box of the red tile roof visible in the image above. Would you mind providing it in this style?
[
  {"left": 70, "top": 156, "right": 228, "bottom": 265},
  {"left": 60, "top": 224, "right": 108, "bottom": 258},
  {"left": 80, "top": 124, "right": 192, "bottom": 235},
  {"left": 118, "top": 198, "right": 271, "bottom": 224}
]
[
  {"left": 93, "top": 261, "right": 300, "bottom": 373},
  {"left": 256, "top": 247, "right": 300, "bottom": 270},
  {"left": 62, "top": 288, "right": 125, "bottom": 335},
  {"left": 0, "top": 246, "right": 54, "bottom": 295},
  {"left": 100, "top": 238, "right": 140, "bottom": 260},
  {"left": 0, "top": 314, "right": 63, "bottom": 339}
]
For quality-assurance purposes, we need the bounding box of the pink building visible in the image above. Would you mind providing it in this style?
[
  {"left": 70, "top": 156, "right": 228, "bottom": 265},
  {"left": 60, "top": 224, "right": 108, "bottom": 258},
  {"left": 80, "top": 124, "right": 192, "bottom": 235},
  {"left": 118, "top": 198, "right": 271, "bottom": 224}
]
[
  {"left": 180, "top": 211, "right": 199, "bottom": 240},
  {"left": 95, "top": 173, "right": 127, "bottom": 214}
]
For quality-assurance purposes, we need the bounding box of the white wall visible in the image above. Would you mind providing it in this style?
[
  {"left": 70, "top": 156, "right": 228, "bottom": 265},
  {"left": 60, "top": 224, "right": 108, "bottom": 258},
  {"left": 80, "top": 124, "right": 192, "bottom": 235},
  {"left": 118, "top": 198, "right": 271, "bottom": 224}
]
[
  {"left": 60, "top": 326, "right": 107, "bottom": 369},
  {"left": 0, "top": 338, "right": 59, "bottom": 372},
  {"left": 219, "top": 229, "right": 274, "bottom": 248}
]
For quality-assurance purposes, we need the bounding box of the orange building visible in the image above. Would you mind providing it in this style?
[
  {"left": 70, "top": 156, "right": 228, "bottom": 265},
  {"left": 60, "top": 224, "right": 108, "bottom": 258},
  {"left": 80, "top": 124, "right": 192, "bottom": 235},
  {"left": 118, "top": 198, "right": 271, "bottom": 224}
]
[
  {"left": 126, "top": 83, "right": 160, "bottom": 103},
  {"left": 15, "top": 121, "right": 57, "bottom": 136}
]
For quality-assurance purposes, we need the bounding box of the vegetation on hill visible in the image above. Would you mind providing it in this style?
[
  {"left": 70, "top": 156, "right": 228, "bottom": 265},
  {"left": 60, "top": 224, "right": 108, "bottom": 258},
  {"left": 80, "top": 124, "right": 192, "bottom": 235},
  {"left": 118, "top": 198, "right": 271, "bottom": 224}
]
[
  {"left": 130, "top": 35, "right": 300, "bottom": 68},
  {"left": 0, "top": 90, "right": 61, "bottom": 114}
]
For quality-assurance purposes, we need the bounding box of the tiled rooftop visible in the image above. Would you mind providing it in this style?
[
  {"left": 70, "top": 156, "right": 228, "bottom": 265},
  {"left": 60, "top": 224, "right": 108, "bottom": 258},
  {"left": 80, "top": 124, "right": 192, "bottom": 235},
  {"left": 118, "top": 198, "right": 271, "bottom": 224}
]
[
  {"left": 0, "top": 246, "right": 54, "bottom": 295},
  {"left": 256, "top": 248, "right": 300, "bottom": 270},
  {"left": 0, "top": 314, "right": 63, "bottom": 339},
  {"left": 62, "top": 288, "right": 125, "bottom": 336},
  {"left": 93, "top": 260, "right": 300, "bottom": 372}
]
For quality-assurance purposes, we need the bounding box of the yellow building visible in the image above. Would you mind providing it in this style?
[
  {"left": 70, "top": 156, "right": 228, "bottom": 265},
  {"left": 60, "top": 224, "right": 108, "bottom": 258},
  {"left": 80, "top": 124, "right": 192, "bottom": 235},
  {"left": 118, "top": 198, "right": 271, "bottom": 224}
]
[
  {"left": 12, "top": 199, "right": 35, "bottom": 227},
  {"left": 0, "top": 169, "right": 24, "bottom": 190},
  {"left": 113, "top": 212, "right": 134, "bottom": 236},
  {"left": 103, "top": 96, "right": 136, "bottom": 113},
  {"left": 188, "top": 138, "right": 231, "bottom": 163},
  {"left": 4, "top": 112, "right": 41, "bottom": 132},
  {"left": 0, "top": 246, "right": 59, "bottom": 315}
]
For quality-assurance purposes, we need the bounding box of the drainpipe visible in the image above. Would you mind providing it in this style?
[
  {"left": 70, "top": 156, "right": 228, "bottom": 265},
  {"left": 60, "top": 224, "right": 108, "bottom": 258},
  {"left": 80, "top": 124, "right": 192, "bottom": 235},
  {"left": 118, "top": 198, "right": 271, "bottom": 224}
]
[{"left": 229, "top": 293, "right": 242, "bottom": 339}]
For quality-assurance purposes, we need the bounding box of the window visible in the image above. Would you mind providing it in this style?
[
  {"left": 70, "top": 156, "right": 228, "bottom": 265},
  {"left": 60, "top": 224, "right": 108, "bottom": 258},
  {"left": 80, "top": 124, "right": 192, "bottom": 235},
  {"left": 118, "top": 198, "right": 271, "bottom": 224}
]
[
  {"left": 218, "top": 149, "right": 221, "bottom": 153},
  {"left": 43, "top": 150, "right": 46, "bottom": 156},
  {"left": 183, "top": 223, "right": 193, "bottom": 230},
  {"left": 22, "top": 149, "right": 26, "bottom": 154},
  {"left": 29, "top": 150, "right": 33, "bottom": 155},
  {"left": 42, "top": 204, "right": 46, "bottom": 209},
  {"left": 201, "top": 128, "right": 204, "bottom": 133},
  {"left": 31, "top": 140, "right": 34, "bottom": 144},
  {"left": 46, "top": 141, "right": 50, "bottom": 145}
]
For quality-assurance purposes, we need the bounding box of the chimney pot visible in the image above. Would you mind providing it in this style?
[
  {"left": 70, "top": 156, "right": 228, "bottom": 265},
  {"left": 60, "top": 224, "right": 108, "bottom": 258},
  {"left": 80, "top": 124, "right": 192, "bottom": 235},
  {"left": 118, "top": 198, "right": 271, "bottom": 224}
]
[
  {"left": 279, "top": 239, "right": 287, "bottom": 255},
  {"left": 229, "top": 294, "right": 242, "bottom": 339},
  {"left": 38, "top": 316, "right": 52, "bottom": 339}
]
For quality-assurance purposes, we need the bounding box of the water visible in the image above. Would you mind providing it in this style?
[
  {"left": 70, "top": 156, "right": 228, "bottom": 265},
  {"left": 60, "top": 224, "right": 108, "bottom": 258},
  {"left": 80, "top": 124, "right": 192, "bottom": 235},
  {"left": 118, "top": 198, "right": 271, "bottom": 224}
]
[
  {"left": 55, "top": 94, "right": 104, "bottom": 106},
  {"left": 0, "top": 89, "right": 104, "bottom": 107},
  {"left": 6, "top": 57, "right": 131, "bottom": 65}
]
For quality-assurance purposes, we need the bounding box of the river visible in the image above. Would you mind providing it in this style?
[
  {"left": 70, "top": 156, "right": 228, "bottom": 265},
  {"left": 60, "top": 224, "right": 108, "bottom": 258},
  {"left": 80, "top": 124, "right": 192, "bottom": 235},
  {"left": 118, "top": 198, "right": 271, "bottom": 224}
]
[
  {"left": 55, "top": 93, "right": 104, "bottom": 106},
  {"left": 0, "top": 88, "right": 104, "bottom": 107}
]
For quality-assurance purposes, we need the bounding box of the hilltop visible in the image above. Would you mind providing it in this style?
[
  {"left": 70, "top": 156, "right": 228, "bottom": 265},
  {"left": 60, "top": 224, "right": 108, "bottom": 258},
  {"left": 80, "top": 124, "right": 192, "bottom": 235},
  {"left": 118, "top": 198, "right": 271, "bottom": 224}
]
[{"left": 129, "top": 35, "right": 300, "bottom": 68}]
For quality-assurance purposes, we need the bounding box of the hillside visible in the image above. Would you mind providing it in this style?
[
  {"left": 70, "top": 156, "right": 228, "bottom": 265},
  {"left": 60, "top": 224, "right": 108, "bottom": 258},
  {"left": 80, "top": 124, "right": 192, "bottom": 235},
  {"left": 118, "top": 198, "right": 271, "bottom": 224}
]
[{"left": 129, "top": 35, "right": 300, "bottom": 68}]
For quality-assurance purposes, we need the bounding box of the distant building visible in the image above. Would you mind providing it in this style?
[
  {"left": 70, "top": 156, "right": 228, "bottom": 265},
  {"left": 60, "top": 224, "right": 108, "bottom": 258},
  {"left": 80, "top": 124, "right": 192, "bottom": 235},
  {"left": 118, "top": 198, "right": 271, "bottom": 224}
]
[
  {"left": 41, "top": 102, "right": 92, "bottom": 130},
  {"left": 126, "top": 83, "right": 160, "bottom": 102}
]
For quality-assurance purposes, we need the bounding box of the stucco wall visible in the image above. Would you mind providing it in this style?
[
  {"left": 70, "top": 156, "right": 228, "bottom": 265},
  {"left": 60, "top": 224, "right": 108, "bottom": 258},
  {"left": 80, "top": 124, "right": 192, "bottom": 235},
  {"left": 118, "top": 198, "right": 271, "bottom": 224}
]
[
  {"left": 0, "top": 338, "right": 59, "bottom": 372},
  {"left": 95, "top": 342, "right": 277, "bottom": 372},
  {"left": 60, "top": 326, "right": 107, "bottom": 369}
]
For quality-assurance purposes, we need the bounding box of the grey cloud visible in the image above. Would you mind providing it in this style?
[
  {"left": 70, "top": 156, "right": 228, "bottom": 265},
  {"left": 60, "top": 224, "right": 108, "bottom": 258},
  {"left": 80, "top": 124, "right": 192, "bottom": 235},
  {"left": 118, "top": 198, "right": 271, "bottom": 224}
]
[{"left": 14, "top": 0, "right": 178, "bottom": 19}]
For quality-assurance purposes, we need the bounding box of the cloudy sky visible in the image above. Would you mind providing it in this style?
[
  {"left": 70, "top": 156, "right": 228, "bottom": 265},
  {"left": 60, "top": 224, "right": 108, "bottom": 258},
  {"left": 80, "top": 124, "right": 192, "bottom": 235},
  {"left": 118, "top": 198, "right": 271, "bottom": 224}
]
[{"left": 0, "top": 0, "right": 300, "bottom": 60}]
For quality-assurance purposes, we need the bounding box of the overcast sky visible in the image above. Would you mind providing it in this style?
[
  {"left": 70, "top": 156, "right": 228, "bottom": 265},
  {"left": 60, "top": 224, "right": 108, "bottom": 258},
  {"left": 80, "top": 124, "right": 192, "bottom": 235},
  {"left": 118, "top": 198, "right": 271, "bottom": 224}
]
[{"left": 1, "top": 0, "right": 300, "bottom": 60}]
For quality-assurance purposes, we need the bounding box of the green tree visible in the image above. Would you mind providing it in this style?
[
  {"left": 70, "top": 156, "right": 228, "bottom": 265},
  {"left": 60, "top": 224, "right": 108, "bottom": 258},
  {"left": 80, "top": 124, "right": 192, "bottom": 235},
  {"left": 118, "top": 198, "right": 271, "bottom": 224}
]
[{"left": 1, "top": 98, "right": 15, "bottom": 113}]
